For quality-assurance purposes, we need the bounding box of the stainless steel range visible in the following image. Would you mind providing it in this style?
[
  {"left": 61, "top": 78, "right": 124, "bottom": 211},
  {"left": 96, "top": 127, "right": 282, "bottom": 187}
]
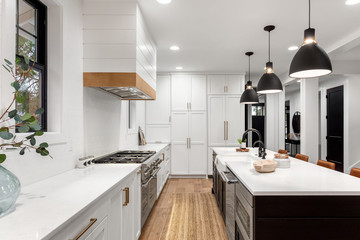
[{"left": 94, "top": 150, "right": 162, "bottom": 228}]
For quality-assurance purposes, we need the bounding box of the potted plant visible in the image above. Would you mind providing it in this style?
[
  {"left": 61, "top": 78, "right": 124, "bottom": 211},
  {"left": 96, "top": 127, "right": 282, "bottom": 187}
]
[
  {"left": 0, "top": 57, "right": 50, "bottom": 217},
  {"left": 237, "top": 138, "right": 247, "bottom": 149}
]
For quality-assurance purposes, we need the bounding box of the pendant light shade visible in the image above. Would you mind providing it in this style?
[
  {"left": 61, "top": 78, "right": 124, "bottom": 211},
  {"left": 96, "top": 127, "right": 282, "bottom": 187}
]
[
  {"left": 257, "top": 25, "right": 283, "bottom": 94},
  {"left": 289, "top": 0, "right": 332, "bottom": 78},
  {"left": 240, "top": 52, "right": 259, "bottom": 104}
]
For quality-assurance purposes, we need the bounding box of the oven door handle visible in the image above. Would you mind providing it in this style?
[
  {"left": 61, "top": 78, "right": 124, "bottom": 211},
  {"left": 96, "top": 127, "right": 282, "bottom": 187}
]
[
  {"left": 220, "top": 171, "right": 238, "bottom": 184},
  {"left": 152, "top": 167, "right": 161, "bottom": 177},
  {"left": 142, "top": 167, "right": 161, "bottom": 187},
  {"left": 142, "top": 175, "right": 154, "bottom": 187}
]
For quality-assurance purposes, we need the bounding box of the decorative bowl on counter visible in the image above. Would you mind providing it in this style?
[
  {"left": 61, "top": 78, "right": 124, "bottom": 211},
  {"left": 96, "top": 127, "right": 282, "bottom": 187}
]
[
  {"left": 273, "top": 153, "right": 291, "bottom": 168},
  {"left": 253, "top": 160, "right": 278, "bottom": 173}
]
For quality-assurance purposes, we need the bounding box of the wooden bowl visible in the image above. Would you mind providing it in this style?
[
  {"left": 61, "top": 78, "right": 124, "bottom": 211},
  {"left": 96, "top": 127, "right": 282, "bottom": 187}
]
[
  {"left": 236, "top": 148, "right": 249, "bottom": 152},
  {"left": 253, "top": 160, "right": 278, "bottom": 173}
]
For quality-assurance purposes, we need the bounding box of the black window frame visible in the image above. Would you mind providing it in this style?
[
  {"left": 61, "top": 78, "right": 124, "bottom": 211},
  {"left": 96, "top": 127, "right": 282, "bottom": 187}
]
[{"left": 16, "top": 0, "right": 47, "bottom": 132}]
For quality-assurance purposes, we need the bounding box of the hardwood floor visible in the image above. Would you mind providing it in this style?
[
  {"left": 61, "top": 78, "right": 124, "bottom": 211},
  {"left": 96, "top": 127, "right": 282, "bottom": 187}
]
[{"left": 139, "top": 178, "right": 227, "bottom": 240}]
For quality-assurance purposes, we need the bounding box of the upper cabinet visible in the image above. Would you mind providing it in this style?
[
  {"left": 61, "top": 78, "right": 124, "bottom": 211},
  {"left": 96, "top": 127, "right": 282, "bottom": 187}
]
[
  {"left": 83, "top": 1, "right": 157, "bottom": 100},
  {"left": 171, "top": 75, "right": 207, "bottom": 111},
  {"left": 208, "top": 75, "right": 244, "bottom": 95}
]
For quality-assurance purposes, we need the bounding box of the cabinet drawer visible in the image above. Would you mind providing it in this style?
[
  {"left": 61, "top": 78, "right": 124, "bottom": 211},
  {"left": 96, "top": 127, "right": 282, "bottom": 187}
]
[
  {"left": 236, "top": 181, "right": 253, "bottom": 207},
  {"left": 51, "top": 196, "right": 109, "bottom": 240}
]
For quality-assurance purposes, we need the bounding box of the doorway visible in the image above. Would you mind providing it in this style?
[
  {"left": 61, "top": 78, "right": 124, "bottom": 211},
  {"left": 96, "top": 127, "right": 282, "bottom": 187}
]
[
  {"left": 326, "top": 85, "right": 344, "bottom": 172},
  {"left": 245, "top": 102, "right": 265, "bottom": 146}
]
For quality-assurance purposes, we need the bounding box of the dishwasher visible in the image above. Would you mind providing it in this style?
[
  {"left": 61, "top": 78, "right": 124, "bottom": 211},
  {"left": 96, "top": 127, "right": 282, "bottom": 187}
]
[{"left": 220, "top": 169, "right": 238, "bottom": 240}]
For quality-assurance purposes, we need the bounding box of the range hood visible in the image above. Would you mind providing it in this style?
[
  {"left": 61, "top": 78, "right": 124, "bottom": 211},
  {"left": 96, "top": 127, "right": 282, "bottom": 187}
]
[
  {"left": 82, "top": 2, "right": 157, "bottom": 100},
  {"left": 84, "top": 72, "right": 156, "bottom": 100}
]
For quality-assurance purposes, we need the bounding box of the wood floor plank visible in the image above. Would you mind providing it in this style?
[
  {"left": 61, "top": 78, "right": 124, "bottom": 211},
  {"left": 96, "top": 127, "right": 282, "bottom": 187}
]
[{"left": 139, "top": 178, "right": 227, "bottom": 240}]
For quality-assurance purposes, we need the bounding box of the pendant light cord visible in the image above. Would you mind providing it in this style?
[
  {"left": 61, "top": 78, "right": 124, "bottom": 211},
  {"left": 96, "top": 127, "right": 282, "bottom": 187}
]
[
  {"left": 309, "top": 0, "right": 311, "bottom": 28},
  {"left": 268, "top": 31, "right": 271, "bottom": 62},
  {"left": 248, "top": 55, "right": 251, "bottom": 82}
]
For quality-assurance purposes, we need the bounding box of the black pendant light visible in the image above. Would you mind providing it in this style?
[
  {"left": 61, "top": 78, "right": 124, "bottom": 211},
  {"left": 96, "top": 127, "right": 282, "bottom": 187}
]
[
  {"left": 289, "top": 0, "right": 332, "bottom": 78},
  {"left": 240, "top": 52, "right": 259, "bottom": 104},
  {"left": 257, "top": 25, "right": 283, "bottom": 94}
]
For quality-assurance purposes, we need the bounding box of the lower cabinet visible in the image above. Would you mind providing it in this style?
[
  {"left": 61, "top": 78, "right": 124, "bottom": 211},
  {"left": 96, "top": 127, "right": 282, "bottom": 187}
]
[
  {"left": 52, "top": 169, "right": 141, "bottom": 240},
  {"left": 157, "top": 146, "right": 171, "bottom": 197}
]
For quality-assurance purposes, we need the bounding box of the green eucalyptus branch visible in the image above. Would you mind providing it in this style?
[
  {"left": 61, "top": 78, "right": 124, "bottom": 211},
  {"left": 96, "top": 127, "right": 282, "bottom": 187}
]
[{"left": 0, "top": 57, "right": 51, "bottom": 164}]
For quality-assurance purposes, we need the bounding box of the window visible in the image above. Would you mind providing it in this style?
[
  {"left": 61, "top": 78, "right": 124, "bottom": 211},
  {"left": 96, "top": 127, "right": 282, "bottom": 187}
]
[
  {"left": 251, "top": 105, "right": 265, "bottom": 116},
  {"left": 128, "top": 101, "right": 136, "bottom": 133},
  {"left": 16, "top": 0, "right": 47, "bottom": 131}
]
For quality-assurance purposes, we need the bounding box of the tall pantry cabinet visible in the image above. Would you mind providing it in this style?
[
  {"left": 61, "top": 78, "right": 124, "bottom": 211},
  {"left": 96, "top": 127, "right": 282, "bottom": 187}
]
[
  {"left": 171, "top": 75, "right": 207, "bottom": 175},
  {"left": 207, "top": 75, "right": 246, "bottom": 174}
]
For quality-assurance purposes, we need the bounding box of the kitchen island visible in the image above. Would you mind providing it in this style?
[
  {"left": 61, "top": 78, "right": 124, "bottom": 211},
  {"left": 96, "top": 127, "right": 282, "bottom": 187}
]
[{"left": 212, "top": 147, "right": 360, "bottom": 240}]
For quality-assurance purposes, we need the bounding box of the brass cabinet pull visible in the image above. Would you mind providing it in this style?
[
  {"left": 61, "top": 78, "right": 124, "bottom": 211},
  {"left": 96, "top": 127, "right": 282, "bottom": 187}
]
[
  {"left": 73, "top": 218, "right": 97, "bottom": 240},
  {"left": 189, "top": 138, "right": 191, "bottom": 148},
  {"left": 162, "top": 152, "right": 165, "bottom": 161},
  {"left": 123, "top": 187, "right": 130, "bottom": 206},
  {"left": 226, "top": 121, "right": 229, "bottom": 140},
  {"left": 224, "top": 121, "right": 226, "bottom": 140}
]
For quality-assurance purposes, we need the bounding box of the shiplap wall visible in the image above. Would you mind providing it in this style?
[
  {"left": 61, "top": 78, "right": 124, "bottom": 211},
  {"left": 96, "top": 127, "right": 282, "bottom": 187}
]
[{"left": 83, "top": 0, "right": 157, "bottom": 89}]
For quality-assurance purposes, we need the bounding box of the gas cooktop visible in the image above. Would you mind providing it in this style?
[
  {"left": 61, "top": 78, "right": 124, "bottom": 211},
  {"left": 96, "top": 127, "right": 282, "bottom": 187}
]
[{"left": 94, "top": 150, "right": 156, "bottom": 164}]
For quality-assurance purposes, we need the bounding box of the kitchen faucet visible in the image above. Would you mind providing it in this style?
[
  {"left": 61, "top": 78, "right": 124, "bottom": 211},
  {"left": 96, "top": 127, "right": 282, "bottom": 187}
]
[
  {"left": 242, "top": 128, "right": 265, "bottom": 158},
  {"left": 253, "top": 140, "right": 266, "bottom": 159}
]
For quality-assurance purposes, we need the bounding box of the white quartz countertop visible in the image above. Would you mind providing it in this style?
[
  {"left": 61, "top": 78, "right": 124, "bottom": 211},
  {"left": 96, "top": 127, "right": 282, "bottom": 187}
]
[
  {"left": 0, "top": 164, "right": 140, "bottom": 240},
  {"left": 212, "top": 147, "right": 360, "bottom": 196}
]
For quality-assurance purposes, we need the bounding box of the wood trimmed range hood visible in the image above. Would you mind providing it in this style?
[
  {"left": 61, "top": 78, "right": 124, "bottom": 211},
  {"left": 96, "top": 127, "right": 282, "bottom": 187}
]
[
  {"left": 82, "top": 1, "right": 157, "bottom": 100},
  {"left": 84, "top": 72, "right": 156, "bottom": 100}
]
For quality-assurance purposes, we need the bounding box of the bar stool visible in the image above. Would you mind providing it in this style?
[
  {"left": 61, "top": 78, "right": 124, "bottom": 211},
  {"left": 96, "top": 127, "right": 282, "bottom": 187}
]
[
  {"left": 295, "top": 154, "right": 309, "bottom": 162},
  {"left": 350, "top": 168, "right": 360, "bottom": 178},
  {"left": 278, "top": 149, "right": 288, "bottom": 154},
  {"left": 317, "top": 160, "right": 335, "bottom": 170}
]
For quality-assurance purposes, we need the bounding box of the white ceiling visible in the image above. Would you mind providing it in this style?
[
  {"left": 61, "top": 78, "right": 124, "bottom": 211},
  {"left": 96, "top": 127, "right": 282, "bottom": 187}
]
[{"left": 138, "top": 0, "right": 360, "bottom": 77}]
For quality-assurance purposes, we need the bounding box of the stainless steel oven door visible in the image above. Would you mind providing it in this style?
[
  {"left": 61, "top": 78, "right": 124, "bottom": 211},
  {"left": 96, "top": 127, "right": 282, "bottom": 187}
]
[
  {"left": 141, "top": 167, "right": 160, "bottom": 228},
  {"left": 235, "top": 182, "right": 253, "bottom": 240}
]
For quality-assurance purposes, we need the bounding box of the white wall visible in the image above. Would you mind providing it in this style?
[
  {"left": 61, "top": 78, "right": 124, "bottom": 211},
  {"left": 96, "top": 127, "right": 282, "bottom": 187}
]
[
  {"left": 0, "top": 0, "right": 145, "bottom": 187},
  {"left": 265, "top": 91, "right": 285, "bottom": 152}
]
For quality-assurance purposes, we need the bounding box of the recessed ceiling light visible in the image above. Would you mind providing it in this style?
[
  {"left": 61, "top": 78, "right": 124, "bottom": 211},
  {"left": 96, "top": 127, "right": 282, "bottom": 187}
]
[
  {"left": 157, "top": 0, "right": 172, "bottom": 4},
  {"left": 176, "top": 66, "right": 183, "bottom": 70},
  {"left": 288, "top": 46, "right": 299, "bottom": 51},
  {"left": 170, "top": 45, "right": 180, "bottom": 51},
  {"left": 345, "top": 0, "right": 360, "bottom": 5}
]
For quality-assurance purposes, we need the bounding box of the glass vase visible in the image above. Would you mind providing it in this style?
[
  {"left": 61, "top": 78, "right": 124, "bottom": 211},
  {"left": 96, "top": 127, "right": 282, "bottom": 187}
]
[{"left": 0, "top": 165, "right": 21, "bottom": 217}]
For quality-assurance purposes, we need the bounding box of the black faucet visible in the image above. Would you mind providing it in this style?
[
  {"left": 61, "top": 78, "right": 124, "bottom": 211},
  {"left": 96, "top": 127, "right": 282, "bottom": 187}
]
[
  {"left": 242, "top": 129, "right": 264, "bottom": 158},
  {"left": 254, "top": 140, "right": 266, "bottom": 159}
]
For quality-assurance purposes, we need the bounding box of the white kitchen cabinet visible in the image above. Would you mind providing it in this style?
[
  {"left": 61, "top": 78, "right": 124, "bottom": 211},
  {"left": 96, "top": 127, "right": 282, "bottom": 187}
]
[
  {"left": 171, "top": 75, "right": 191, "bottom": 111},
  {"left": 52, "top": 193, "right": 109, "bottom": 240},
  {"left": 52, "top": 170, "right": 140, "bottom": 240},
  {"left": 121, "top": 174, "right": 135, "bottom": 240},
  {"left": 207, "top": 75, "right": 244, "bottom": 94},
  {"left": 85, "top": 217, "right": 108, "bottom": 240},
  {"left": 146, "top": 75, "right": 171, "bottom": 124},
  {"left": 171, "top": 112, "right": 207, "bottom": 175},
  {"left": 157, "top": 145, "right": 171, "bottom": 196},
  {"left": 171, "top": 75, "right": 207, "bottom": 111},
  {"left": 226, "top": 96, "right": 244, "bottom": 145},
  {"left": 208, "top": 95, "right": 245, "bottom": 146},
  {"left": 190, "top": 75, "right": 207, "bottom": 111}
]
